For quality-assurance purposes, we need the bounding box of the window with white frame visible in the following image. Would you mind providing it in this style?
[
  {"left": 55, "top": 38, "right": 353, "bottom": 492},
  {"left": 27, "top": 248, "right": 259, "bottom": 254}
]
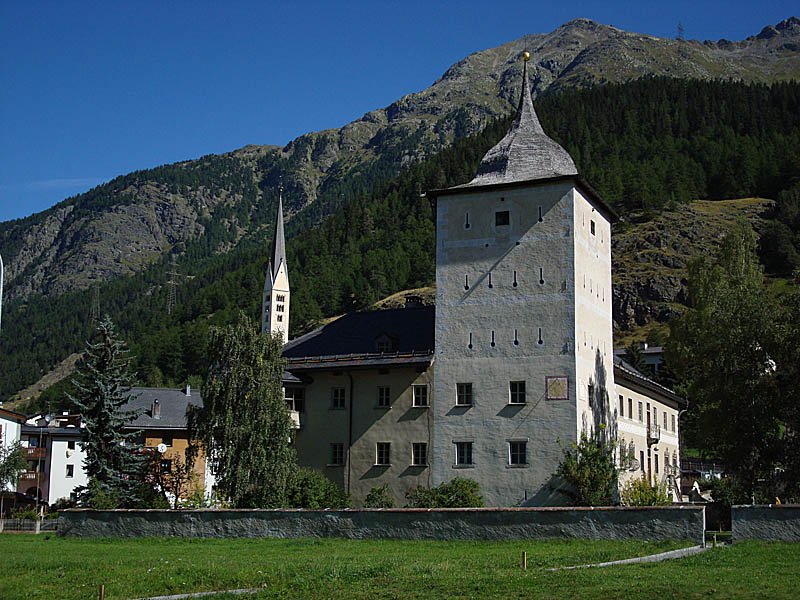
[
  {"left": 619, "top": 394, "right": 624, "bottom": 417},
  {"left": 508, "top": 441, "right": 527, "bottom": 466},
  {"left": 671, "top": 414, "right": 676, "bottom": 432},
  {"left": 628, "top": 398, "right": 633, "bottom": 420},
  {"left": 285, "top": 387, "right": 305, "bottom": 413},
  {"left": 638, "top": 401, "right": 643, "bottom": 422},
  {"left": 377, "top": 386, "right": 391, "bottom": 408},
  {"left": 455, "top": 441, "right": 473, "bottom": 466},
  {"left": 412, "top": 384, "right": 429, "bottom": 407},
  {"left": 509, "top": 381, "right": 526, "bottom": 404},
  {"left": 663, "top": 411, "right": 668, "bottom": 429},
  {"left": 331, "top": 387, "right": 346, "bottom": 409},
  {"left": 412, "top": 443, "right": 428, "bottom": 466},
  {"left": 376, "top": 442, "right": 391, "bottom": 466},
  {"left": 66, "top": 464, "right": 74, "bottom": 478},
  {"left": 330, "top": 443, "right": 344, "bottom": 466},
  {"left": 456, "top": 383, "right": 473, "bottom": 406}
]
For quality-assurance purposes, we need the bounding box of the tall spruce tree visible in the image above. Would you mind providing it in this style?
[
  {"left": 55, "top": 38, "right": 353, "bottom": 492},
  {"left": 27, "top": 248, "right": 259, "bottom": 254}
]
[
  {"left": 69, "top": 317, "right": 145, "bottom": 507},
  {"left": 188, "top": 311, "right": 296, "bottom": 508},
  {"left": 668, "top": 223, "right": 782, "bottom": 498}
]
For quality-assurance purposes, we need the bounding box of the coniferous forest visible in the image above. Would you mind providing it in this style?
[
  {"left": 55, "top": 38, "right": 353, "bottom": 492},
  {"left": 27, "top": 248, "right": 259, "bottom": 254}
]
[{"left": 1, "top": 77, "right": 799, "bottom": 409}]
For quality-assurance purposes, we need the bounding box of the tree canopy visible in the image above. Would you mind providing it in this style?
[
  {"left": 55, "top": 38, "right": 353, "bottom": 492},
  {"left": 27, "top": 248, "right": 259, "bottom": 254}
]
[{"left": 188, "top": 312, "right": 295, "bottom": 508}]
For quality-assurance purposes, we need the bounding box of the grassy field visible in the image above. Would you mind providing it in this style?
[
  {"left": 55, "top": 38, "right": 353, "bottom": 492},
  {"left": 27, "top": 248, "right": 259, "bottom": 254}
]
[{"left": 1, "top": 536, "right": 798, "bottom": 599}]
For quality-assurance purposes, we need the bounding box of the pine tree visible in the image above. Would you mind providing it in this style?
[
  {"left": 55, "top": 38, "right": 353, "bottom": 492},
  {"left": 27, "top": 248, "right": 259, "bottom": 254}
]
[
  {"left": 188, "top": 311, "right": 296, "bottom": 508},
  {"left": 69, "top": 317, "right": 145, "bottom": 507}
]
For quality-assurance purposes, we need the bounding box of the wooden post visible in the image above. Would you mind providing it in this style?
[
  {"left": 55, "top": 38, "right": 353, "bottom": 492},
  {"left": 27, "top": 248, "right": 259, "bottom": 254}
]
[
  {"left": 99, "top": 584, "right": 105, "bottom": 600},
  {"left": 521, "top": 551, "right": 527, "bottom": 570}
]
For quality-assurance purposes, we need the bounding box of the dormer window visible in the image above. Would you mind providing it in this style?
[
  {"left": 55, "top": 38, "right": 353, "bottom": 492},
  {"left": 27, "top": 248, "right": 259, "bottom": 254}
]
[{"left": 374, "top": 333, "right": 396, "bottom": 353}]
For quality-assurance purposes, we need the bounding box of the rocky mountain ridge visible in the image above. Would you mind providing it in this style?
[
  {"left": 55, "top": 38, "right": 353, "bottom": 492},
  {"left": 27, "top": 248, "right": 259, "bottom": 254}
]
[{"left": 1, "top": 17, "right": 799, "bottom": 304}]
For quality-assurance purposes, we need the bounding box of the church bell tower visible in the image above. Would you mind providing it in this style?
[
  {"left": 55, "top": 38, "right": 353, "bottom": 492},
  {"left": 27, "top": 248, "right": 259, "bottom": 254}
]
[{"left": 262, "top": 186, "right": 290, "bottom": 344}]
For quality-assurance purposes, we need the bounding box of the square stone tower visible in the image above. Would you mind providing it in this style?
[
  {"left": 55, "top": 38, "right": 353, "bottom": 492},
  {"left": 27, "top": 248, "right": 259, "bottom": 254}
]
[{"left": 429, "top": 55, "right": 616, "bottom": 506}]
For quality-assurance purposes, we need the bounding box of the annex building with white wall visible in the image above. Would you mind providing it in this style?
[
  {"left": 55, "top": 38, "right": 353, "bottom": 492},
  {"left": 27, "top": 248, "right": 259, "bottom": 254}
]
[{"left": 266, "top": 54, "right": 685, "bottom": 507}]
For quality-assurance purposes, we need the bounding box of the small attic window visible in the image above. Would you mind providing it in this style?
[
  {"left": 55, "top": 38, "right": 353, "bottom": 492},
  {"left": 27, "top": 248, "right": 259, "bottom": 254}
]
[
  {"left": 495, "top": 211, "right": 510, "bottom": 226},
  {"left": 375, "top": 333, "right": 396, "bottom": 353}
]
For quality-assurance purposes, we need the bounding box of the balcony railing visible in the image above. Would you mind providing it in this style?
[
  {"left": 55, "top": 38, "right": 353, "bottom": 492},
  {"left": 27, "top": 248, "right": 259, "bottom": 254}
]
[
  {"left": 18, "top": 471, "right": 39, "bottom": 481},
  {"left": 25, "top": 447, "right": 46, "bottom": 460},
  {"left": 647, "top": 422, "right": 661, "bottom": 445}
]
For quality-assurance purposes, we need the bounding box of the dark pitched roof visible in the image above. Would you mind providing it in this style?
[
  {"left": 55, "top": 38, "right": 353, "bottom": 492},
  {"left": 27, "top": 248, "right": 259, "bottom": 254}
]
[
  {"left": 613, "top": 356, "right": 686, "bottom": 407},
  {"left": 123, "top": 387, "right": 203, "bottom": 430},
  {"left": 456, "top": 57, "right": 577, "bottom": 188},
  {"left": 283, "top": 306, "right": 434, "bottom": 370}
]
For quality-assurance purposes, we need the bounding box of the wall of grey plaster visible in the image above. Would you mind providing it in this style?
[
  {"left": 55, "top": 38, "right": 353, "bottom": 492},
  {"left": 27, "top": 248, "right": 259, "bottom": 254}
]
[
  {"left": 59, "top": 507, "right": 705, "bottom": 544},
  {"left": 433, "top": 181, "right": 579, "bottom": 506},
  {"left": 293, "top": 367, "right": 433, "bottom": 506},
  {"left": 732, "top": 505, "right": 800, "bottom": 542}
]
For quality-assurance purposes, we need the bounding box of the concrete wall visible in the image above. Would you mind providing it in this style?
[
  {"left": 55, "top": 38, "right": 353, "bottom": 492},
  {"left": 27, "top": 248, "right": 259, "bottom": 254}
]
[
  {"left": 0, "top": 417, "right": 21, "bottom": 492},
  {"left": 433, "top": 181, "right": 580, "bottom": 506},
  {"left": 732, "top": 505, "right": 800, "bottom": 542},
  {"left": 293, "top": 367, "right": 433, "bottom": 506},
  {"left": 59, "top": 506, "right": 705, "bottom": 543},
  {"left": 572, "top": 189, "right": 615, "bottom": 442}
]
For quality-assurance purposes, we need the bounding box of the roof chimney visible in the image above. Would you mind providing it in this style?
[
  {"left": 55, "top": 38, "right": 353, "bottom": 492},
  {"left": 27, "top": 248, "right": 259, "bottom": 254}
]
[
  {"left": 185, "top": 384, "right": 191, "bottom": 397},
  {"left": 152, "top": 399, "right": 161, "bottom": 419}
]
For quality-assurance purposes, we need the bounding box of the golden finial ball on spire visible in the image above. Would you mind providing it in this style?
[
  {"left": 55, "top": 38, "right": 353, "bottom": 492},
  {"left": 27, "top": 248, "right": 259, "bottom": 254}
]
[{"left": 523, "top": 51, "right": 531, "bottom": 62}]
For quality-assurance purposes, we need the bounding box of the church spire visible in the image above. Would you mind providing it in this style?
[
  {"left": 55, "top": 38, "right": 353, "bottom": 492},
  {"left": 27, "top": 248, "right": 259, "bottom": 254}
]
[
  {"left": 262, "top": 184, "right": 290, "bottom": 344},
  {"left": 465, "top": 50, "right": 577, "bottom": 187},
  {"left": 268, "top": 184, "right": 288, "bottom": 286}
]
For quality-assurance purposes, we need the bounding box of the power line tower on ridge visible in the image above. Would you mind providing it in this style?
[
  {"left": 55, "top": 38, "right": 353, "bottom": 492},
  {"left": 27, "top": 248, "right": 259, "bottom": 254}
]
[{"left": 166, "top": 255, "right": 182, "bottom": 316}]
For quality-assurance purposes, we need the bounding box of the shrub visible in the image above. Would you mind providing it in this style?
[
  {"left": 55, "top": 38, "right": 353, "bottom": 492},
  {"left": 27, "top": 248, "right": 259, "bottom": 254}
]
[
  {"left": 620, "top": 476, "right": 671, "bottom": 506},
  {"left": 556, "top": 430, "right": 618, "bottom": 506},
  {"left": 405, "top": 477, "right": 484, "bottom": 508},
  {"left": 364, "top": 484, "right": 396, "bottom": 508},
  {"left": 287, "top": 468, "right": 349, "bottom": 509}
]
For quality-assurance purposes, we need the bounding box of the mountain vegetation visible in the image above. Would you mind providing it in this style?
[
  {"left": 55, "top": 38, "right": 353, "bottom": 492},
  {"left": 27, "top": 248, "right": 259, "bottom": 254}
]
[{"left": 2, "top": 75, "right": 800, "bottom": 410}]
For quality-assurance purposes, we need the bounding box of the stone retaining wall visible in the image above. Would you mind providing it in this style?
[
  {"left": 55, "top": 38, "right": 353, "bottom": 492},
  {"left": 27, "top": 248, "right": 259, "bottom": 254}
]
[
  {"left": 59, "top": 506, "right": 705, "bottom": 544},
  {"left": 732, "top": 505, "right": 800, "bottom": 542}
]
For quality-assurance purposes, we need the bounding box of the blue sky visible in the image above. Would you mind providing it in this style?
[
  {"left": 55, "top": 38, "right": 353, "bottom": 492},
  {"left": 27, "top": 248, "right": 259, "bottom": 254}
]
[{"left": 0, "top": 0, "right": 796, "bottom": 223}]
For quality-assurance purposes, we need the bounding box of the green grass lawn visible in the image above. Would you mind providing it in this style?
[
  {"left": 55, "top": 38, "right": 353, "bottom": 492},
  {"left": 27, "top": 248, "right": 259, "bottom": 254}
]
[{"left": 1, "top": 536, "right": 798, "bottom": 599}]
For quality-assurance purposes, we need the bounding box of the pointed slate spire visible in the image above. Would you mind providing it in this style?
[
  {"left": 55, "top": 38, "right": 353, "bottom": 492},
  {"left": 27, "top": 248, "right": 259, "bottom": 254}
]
[
  {"left": 268, "top": 185, "right": 288, "bottom": 285},
  {"left": 466, "top": 52, "right": 577, "bottom": 186}
]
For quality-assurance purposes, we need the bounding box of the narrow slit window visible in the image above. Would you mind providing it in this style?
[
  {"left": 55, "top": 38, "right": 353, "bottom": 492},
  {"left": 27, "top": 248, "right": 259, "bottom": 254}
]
[
  {"left": 468, "top": 332, "right": 473, "bottom": 350},
  {"left": 490, "top": 330, "right": 496, "bottom": 348},
  {"left": 512, "top": 270, "right": 518, "bottom": 288},
  {"left": 464, "top": 275, "right": 469, "bottom": 290},
  {"left": 464, "top": 212, "right": 470, "bottom": 229},
  {"left": 538, "top": 206, "right": 543, "bottom": 222},
  {"left": 590, "top": 220, "right": 596, "bottom": 236},
  {"left": 513, "top": 329, "right": 519, "bottom": 346},
  {"left": 537, "top": 327, "right": 543, "bottom": 345},
  {"left": 488, "top": 272, "right": 493, "bottom": 288},
  {"left": 539, "top": 267, "right": 544, "bottom": 285}
]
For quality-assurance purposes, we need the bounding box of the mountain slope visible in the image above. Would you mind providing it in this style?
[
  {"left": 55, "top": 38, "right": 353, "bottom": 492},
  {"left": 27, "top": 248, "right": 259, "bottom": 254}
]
[{"left": 2, "top": 17, "right": 799, "bottom": 303}]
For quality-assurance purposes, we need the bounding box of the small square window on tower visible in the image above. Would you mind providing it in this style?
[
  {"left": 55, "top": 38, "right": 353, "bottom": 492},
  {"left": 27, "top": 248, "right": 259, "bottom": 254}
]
[
  {"left": 456, "top": 383, "right": 473, "bottom": 406},
  {"left": 508, "top": 441, "right": 527, "bottom": 466},
  {"left": 495, "top": 210, "right": 510, "bottom": 226},
  {"left": 509, "top": 381, "right": 526, "bottom": 404},
  {"left": 454, "top": 441, "right": 473, "bottom": 466}
]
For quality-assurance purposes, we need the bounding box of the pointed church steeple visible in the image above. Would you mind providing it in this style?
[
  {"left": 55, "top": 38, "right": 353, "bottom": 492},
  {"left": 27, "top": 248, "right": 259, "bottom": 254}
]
[
  {"left": 268, "top": 188, "right": 288, "bottom": 286},
  {"left": 466, "top": 51, "right": 577, "bottom": 187},
  {"left": 262, "top": 185, "right": 290, "bottom": 344}
]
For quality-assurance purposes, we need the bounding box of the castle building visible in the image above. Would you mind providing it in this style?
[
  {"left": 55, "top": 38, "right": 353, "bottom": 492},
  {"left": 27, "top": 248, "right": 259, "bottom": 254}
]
[{"left": 265, "top": 55, "right": 684, "bottom": 506}]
